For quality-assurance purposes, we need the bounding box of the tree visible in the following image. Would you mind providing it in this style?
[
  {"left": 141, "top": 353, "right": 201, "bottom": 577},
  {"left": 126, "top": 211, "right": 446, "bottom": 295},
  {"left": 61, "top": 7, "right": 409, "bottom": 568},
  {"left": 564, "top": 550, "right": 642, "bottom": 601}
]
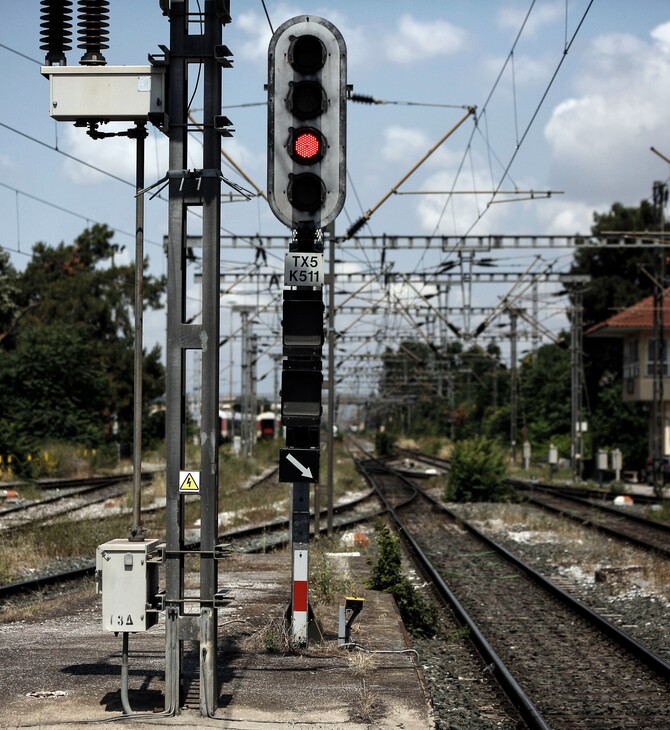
[
  {"left": 0, "top": 249, "right": 25, "bottom": 346},
  {"left": 568, "top": 200, "right": 660, "bottom": 469},
  {"left": 570, "top": 201, "right": 658, "bottom": 330},
  {"left": 0, "top": 225, "right": 166, "bottom": 460},
  {"left": 518, "top": 343, "right": 571, "bottom": 447},
  {"left": 0, "top": 324, "right": 109, "bottom": 460}
]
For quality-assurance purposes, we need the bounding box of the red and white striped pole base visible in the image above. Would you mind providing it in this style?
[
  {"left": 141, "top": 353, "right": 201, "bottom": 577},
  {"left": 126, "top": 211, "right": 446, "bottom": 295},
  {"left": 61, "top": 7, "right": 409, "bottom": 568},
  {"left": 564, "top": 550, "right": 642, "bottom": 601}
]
[{"left": 291, "top": 545, "right": 309, "bottom": 645}]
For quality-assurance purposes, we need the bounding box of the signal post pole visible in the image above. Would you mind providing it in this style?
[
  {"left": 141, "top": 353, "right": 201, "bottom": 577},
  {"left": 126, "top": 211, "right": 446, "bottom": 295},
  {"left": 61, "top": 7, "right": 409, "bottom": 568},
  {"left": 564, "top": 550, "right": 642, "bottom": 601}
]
[{"left": 267, "top": 16, "right": 347, "bottom": 645}]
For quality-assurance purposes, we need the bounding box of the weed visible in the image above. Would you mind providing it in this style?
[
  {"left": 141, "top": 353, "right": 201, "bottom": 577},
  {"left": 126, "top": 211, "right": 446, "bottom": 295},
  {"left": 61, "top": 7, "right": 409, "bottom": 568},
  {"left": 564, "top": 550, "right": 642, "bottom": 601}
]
[
  {"left": 445, "top": 624, "right": 471, "bottom": 642},
  {"left": 309, "top": 537, "right": 359, "bottom": 608},
  {"left": 242, "top": 615, "right": 291, "bottom": 654},
  {"left": 347, "top": 649, "right": 378, "bottom": 678},
  {"left": 446, "top": 436, "right": 511, "bottom": 502},
  {"left": 367, "top": 524, "right": 439, "bottom": 638},
  {"left": 358, "top": 678, "right": 378, "bottom": 722},
  {"left": 367, "top": 524, "right": 402, "bottom": 591},
  {"left": 375, "top": 431, "right": 396, "bottom": 457}
]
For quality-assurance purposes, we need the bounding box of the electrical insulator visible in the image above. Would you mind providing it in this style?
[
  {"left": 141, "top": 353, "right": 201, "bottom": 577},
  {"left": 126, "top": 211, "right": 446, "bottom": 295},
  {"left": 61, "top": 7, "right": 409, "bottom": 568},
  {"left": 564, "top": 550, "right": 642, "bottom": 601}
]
[
  {"left": 39, "top": 0, "right": 74, "bottom": 67},
  {"left": 77, "top": 0, "right": 109, "bottom": 66}
]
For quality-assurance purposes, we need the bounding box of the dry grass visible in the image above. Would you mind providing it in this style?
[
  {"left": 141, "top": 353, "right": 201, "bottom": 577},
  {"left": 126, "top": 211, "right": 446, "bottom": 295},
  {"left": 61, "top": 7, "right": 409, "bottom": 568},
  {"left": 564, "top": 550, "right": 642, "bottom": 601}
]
[
  {"left": 456, "top": 501, "right": 670, "bottom": 601},
  {"left": 357, "top": 678, "right": 379, "bottom": 722},
  {"left": 241, "top": 615, "right": 292, "bottom": 654},
  {"left": 347, "top": 648, "right": 378, "bottom": 677}
]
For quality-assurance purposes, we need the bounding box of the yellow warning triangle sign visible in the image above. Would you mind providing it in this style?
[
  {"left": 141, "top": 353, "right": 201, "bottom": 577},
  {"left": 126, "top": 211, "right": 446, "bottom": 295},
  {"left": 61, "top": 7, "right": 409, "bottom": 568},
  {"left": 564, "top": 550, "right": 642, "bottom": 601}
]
[{"left": 179, "top": 471, "right": 200, "bottom": 493}]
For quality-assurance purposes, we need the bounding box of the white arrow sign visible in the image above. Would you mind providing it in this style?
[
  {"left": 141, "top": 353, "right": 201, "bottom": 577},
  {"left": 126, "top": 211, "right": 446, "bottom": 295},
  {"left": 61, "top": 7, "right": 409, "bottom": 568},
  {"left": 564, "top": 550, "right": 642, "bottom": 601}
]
[{"left": 286, "top": 452, "right": 314, "bottom": 479}]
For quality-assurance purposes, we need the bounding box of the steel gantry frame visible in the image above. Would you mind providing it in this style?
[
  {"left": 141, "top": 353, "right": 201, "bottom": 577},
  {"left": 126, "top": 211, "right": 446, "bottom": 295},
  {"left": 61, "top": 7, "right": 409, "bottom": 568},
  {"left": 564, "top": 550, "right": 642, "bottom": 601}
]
[{"left": 216, "top": 233, "right": 670, "bottom": 251}]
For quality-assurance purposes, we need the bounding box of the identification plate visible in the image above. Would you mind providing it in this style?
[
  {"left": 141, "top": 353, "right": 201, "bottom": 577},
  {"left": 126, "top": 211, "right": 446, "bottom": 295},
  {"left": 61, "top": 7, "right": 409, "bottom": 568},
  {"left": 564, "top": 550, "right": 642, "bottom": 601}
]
[{"left": 284, "top": 252, "right": 324, "bottom": 287}]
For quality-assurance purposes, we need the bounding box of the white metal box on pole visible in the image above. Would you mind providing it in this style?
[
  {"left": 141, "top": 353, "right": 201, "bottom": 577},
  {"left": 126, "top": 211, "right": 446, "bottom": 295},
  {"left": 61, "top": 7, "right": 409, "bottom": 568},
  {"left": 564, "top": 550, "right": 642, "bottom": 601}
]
[
  {"left": 41, "top": 65, "right": 166, "bottom": 122},
  {"left": 96, "top": 538, "right": 162, "bottom": 632}
]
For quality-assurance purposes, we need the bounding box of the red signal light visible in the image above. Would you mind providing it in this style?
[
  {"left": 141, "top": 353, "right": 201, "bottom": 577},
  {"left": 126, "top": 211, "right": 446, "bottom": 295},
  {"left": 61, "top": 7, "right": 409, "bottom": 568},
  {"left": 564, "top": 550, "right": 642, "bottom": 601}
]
[
  {"left": 295, "top": 131, "right": 320, "bottom": 159},
  {"left": 289, "top": 128, "right": 325, "bottom": 164}
]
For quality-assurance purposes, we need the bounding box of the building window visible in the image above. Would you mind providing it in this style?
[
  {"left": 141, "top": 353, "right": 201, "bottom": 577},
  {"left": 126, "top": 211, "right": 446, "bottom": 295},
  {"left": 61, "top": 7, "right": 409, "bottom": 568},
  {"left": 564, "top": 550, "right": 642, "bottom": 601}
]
[
  {"left": 624, "top": 338, "right": 639, "bottom": 379},
  {"left": 646, "top": 338, "right": 669, "bottom": 376}
]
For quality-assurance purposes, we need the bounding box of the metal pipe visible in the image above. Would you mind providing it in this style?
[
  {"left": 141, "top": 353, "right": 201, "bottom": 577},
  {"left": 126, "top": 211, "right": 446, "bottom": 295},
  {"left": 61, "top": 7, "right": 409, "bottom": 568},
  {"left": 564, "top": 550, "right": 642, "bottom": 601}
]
[
  {"left": 130, "top": 123, "right": 147, "bottom": 542},
  {"left": 120, "top": 632, "right": 133, "bottom": 715},
  {"left": 327, "top": 224, "right": 335, "bottom": 534}
]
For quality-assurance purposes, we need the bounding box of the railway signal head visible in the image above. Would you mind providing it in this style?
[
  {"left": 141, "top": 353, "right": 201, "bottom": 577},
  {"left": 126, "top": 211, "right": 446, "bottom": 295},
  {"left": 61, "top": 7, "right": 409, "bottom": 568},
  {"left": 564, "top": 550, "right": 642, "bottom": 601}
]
[{"left": 267, "top": 15, "right": 347, "bottom": 229}]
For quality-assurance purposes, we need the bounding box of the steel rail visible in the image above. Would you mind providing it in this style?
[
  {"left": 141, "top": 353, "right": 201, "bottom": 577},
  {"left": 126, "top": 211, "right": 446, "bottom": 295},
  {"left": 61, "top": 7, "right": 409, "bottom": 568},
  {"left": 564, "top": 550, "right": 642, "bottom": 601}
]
[
  {"left": 432, "top": 493, "right": 670, "bottom": 679},
  {"left": 354, "top": 452, "right": 549, "bottom": 730},
  {"left": 0, "top": 487, "right": 381, "bottom": 601},
  {"left": 388, "top": 446, "right": 670, "bottom": 682}
]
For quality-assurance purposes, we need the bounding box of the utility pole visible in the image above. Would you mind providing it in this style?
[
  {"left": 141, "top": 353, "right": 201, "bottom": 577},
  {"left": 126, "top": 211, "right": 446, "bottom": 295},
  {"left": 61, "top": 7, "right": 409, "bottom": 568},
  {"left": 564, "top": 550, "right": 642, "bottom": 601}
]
[
  {"left": 509, "top": 309, "right": 519, "bottom": 464},
  {"left": 561, "top": 276, "right": 590, "bottom": 482},
  {"left": 233, "top": 305, "right": 256, "bottom": 455},
  {"left": 39, "top": 0, "right": 230, "bottom": 717},
  {"left": 652, "top": 180, "right": 669, "bottom": 496}
]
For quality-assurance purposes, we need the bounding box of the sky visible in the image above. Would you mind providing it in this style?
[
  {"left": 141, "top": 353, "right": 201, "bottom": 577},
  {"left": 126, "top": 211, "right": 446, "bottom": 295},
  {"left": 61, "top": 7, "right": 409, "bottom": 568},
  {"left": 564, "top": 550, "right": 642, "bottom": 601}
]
[{"left": 2, "top": 1, "right": 670, "bottom": 404}]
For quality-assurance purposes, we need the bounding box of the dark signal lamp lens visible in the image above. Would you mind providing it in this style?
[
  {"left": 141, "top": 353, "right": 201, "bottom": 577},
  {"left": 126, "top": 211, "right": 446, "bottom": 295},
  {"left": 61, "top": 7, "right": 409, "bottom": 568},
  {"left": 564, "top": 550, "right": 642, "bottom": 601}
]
[
  {"left": 288, "top": 172, "right": 326, "bottom": 212},
  {"left": 289, "top": 34, "right": 326, "bottom": 73},
  {"left": 289, "top": 80, "right": 327, "bottom": 120}
]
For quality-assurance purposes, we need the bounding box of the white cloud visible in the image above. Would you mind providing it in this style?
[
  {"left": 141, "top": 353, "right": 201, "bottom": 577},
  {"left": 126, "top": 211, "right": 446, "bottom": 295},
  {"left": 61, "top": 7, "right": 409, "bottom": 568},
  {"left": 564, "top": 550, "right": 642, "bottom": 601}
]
[
  {"left": 544, "top": 24, "right": 670, "bottom": 205},
  {"left": 385, "top": 14, "right": 466, "bottom": 64},
  {"left": 415, "top": 167, "right": 520, "bottom": 236},
  {"left": 535, "top": 198, "right": 598, "bottom": 236},
  {"left": 236, "top": 6, "right": 292, "bottom": 63},
  {"left": 651, "top": 21, "right": 670, "bottom": 49},
  {"left": 61, "top": 124, "right": 168, "bottom": 186},
  {"left": 381, "top": 126, "right": 430, "bottom": 163},
  {"left": 497, "top": 1, "right": 565, "bottom": 36}
]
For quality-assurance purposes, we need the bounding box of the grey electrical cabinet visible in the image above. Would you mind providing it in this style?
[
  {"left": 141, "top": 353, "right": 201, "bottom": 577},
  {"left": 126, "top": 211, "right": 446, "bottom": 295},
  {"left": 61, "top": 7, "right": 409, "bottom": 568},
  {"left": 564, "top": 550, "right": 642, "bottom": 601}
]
[
  {"left": 41, "top": 65, "right": 166, "bottom": 124},
  {"left": 96, "top": 538, "right": 162, "bottom": 632}
]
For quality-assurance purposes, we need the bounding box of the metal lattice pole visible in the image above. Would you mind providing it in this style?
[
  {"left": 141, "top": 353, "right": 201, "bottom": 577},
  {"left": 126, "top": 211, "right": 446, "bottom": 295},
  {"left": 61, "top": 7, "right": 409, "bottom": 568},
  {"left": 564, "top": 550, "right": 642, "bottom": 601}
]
[{"left": 164, "top": 0, "right": 225, "bottom": 715}]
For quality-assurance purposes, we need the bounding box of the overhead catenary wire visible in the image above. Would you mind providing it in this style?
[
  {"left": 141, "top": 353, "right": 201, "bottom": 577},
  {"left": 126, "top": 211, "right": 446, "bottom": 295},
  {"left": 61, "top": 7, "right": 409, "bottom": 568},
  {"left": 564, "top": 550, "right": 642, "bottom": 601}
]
[
  {"left": 344, "top": 107, "right": 477, "bottom": 240},
  {"left": 0, "top": 180, "right": 163, "bottom": 248},
  {"left": 432, "top": 0, "right": 596, "bottom": 238}
]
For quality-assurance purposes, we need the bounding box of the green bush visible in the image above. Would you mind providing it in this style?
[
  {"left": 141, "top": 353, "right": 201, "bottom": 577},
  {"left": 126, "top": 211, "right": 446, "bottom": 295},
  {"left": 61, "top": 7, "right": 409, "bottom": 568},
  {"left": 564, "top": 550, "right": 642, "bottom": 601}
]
[
  {"left": 368, "top": 524, "right": 402, "bottom": 590},
  {"left": 375, "top": 430, "right": 396, "bottom": 457},
  {"left": 446, "top": 436, "right": 510, "bottom": 502},
  {"left": 368, "top": 524, "right": 438, "bottom": 638}
]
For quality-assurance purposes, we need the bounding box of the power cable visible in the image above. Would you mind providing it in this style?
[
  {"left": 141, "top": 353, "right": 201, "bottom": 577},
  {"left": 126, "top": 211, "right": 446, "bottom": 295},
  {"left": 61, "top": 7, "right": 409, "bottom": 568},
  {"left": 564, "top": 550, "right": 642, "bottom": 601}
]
[
  {"left": 260, "top": 0, "right": 274, "bottom": 34},
  {"left": 432, "top": 0, "right": 595, "bottom": 237},
  {"left": 429, "top": 0, "right": 538, "bottom": 236},
  {"left": 350, "top": 94, "right": 470, "bottom": 110},
  {"left": 0, "top": 120, "right": 137, "bottom": 190},
  {"left": 0, "top": 180, "right": 163, "bottom": 248}
]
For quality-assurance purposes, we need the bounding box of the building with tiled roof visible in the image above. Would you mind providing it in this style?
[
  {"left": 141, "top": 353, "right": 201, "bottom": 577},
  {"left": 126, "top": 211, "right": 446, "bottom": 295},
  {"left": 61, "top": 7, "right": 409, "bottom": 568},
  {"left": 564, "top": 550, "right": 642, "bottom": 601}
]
[{"left": 586, "top": 291, "right": 669, "bottom": 453}]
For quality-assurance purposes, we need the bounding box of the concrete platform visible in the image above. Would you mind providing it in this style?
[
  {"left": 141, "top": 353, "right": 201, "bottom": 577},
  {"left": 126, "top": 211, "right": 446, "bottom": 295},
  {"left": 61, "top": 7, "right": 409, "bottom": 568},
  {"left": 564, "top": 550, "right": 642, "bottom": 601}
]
[{"left": 0, "top": 552, "right": 434, "bottom": 729}]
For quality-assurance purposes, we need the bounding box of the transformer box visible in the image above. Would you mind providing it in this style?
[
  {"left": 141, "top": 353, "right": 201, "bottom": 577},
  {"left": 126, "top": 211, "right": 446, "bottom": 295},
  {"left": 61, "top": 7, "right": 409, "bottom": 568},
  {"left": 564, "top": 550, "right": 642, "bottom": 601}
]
[{"left": 96, "top": 538, "right": 162, "bottom": 632}]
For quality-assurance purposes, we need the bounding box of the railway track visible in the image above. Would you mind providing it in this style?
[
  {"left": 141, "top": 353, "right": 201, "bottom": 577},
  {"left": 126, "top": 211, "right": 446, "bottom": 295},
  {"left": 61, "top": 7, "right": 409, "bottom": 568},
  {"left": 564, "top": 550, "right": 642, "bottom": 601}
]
[
  {"left": 398, "top": 447, "right": 670, "bottom": 555},
  {"left": 514, "top": 480, "right": 670, "bottom": 557},
  {"left": 0, "top": 473, "right": 154, "bottom": 533},
  {"left": 357, "top": 451, "right": 670, "bottom": 729},
  {"left": 0, "top": 480, "right": 383, "bottom": 602}
]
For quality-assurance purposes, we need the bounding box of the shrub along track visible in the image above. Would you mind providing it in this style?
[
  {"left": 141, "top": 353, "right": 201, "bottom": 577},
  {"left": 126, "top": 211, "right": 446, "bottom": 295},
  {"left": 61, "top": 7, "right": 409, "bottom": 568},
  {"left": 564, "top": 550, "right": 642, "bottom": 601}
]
[
  {"left": 356, "top": 453, "right": 670, "bottom": 729},
  {"left": 397, "top": 449, "right": 670, "bottom": 557}
]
